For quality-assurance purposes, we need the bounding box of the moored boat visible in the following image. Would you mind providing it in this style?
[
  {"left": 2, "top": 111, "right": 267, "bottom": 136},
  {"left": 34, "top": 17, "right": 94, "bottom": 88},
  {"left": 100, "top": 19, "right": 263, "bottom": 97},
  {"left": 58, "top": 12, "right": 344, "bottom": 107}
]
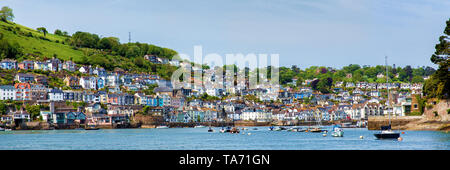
[
  {"left": 156, "top": 125, "right": 169, "bottom": 129},
  {"left": 331, "top": 125, "right": 344, "bottom": 137},
  {"left": 85, "top": 125, "right": 100, "bottom": 130}
]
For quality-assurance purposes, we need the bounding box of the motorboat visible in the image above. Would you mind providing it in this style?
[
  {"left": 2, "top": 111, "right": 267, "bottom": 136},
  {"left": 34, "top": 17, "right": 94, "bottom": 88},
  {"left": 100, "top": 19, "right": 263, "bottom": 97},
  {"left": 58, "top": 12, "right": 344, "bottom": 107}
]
[
  {"left": 156, "top": 125, "right": 169, "bottom": 129},
  {"left": 331, "top": 125, "right": 344, "bottom": 137}
]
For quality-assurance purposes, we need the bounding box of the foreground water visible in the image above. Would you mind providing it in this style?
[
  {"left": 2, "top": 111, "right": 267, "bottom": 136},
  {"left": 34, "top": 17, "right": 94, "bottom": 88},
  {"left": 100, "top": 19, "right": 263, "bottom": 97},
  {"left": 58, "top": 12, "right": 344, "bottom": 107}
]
[{"left": 0, "top": 127, "right": 448, "bottom": 150}]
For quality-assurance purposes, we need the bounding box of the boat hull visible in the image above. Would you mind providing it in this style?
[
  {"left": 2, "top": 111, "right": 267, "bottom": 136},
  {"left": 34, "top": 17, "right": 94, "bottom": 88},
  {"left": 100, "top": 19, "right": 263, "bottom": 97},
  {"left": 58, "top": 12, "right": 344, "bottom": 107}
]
[{"left": 374, "top": 133, "right": 400, "bottom": 139}]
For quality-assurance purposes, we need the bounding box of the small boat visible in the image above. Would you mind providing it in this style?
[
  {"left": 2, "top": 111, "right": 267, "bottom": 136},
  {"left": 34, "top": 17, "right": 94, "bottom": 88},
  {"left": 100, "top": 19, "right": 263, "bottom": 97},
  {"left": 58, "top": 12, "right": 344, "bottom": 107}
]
[
  {"left": 194, "top": 125, "right": 206, "bottom": 128},
  {"left": 331, "top": 125, "right": 344, "bottom": 137},
  {"left": 230, "top": 127, "right": 240, "bottom": 134},
  {"left": 309, "top": 127, "right": 326, "bottom": 133},
  {"left": 0, "top": 127, "right": 4, "bottom": 131},
  {"left": 269, "top": 126, "right": 274, "bottom": 131},
  {"left": 297, "top": 128, "right": 307, "bottom": 132},
  {"left": 85, "top": 125, "right": 100, "bottom": 130},
  {"left": 253, "top": 128, "right": 258, "bottom": 130},
  {"left": 156, "top": 125, "right": 169, "bottom": 129},
  {"left": 208, "top": 127, "right": 214, "bottom": 132},
  {"left": 219, "top": 128, "right": 225, "bottom": 133}
]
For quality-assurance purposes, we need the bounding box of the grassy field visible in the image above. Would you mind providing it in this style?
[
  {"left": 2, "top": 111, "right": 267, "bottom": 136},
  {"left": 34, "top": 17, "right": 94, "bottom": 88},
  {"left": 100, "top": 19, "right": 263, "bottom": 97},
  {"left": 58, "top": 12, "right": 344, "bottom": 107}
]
[{"left": 0, "top": 21, "right": 86, "bottom": 62}]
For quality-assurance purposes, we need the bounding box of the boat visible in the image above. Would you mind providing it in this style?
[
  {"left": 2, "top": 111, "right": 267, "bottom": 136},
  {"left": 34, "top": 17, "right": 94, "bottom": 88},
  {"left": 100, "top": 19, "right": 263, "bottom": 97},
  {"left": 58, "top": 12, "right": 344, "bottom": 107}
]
[
  {"left": 230, "top": 127, "right": 240, "bottom": 134},
  {"left": 194, "top": 125, "right": 206, "bottom": 128},
  {"left": 374, "top": 125, "right": 400, "bottom": 139},
  {"left": 208, "top": 127, "right": 214, "bottom": 132},
  {"left": 0, "top": 127, "right": 4, "bottom": 131},
  {"left": 156, "top": 125, "right": 169, "bottom": 129},
  {"left": 374, "top": 56, "right": 400, "bottom": 140},
  {"left": 309, "top": 127, "right": 326, "bottom": 133},
  {"left": 219, "top": 127, "right": 225, "bottom": 133},
  {"left": 331, "top": 125, "right": 344, "bottom": 137},
  {"left": 252, "top": 128, "right": 258, "bottom": 130},
  {"left": 269, "top": 126, "right": 274, "bottom": 131},
  {"left": 85, "top": 125, "right": 100, "bottom": 130}
]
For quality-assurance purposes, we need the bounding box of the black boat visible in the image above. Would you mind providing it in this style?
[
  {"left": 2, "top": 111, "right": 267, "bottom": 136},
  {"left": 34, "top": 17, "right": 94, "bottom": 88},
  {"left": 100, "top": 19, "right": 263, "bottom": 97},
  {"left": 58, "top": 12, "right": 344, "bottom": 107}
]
[
  {"left": 374, "top": 56, "right": 400, "bottom": 140},
  {"left": 374, "top": 125, "right": 400, "bottom": 139}
]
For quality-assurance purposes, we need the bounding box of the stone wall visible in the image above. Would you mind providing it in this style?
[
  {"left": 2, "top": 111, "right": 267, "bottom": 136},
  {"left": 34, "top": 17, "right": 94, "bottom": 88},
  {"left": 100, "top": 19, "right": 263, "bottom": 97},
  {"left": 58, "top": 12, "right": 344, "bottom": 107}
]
[{"left": 367, "top": 116, "right": 422, "bottom": 130}]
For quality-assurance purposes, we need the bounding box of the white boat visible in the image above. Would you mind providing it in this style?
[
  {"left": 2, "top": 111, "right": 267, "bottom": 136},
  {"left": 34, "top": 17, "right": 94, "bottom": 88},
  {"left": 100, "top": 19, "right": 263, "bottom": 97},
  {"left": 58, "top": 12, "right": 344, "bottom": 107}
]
[
  {"left": 194, "top": 125, "right": 206, "bottom": 128},
  {"left": 0, "top": 127, "right": 4, "bottom": 131},
  {"left": 156, "top": 125, "right": 169, "bottom": 129},
  {"left": 331, "top": 125, "right": 344, "bottom": 137}
]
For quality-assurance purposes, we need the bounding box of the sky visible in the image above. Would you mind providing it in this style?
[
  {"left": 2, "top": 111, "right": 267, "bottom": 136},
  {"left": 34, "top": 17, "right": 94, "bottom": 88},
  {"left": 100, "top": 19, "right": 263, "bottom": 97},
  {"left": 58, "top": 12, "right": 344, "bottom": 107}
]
[{"left": 2, "top": 0, "right": 449, "bottom": 69}]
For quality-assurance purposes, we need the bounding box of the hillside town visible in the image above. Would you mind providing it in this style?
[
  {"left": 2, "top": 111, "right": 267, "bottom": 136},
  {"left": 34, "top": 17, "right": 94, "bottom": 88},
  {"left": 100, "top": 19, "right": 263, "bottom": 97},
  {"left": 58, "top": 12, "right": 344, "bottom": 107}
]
[{"left": 0, "top": 56, "right": 426, "bottom": 129}]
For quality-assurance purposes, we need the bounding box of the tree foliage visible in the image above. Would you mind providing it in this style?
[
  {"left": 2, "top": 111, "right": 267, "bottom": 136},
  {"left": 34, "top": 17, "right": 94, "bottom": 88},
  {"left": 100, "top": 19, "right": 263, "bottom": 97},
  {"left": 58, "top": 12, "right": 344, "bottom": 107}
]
[{"left": 0, "top": 6, "right": 14, "bottom": 22}]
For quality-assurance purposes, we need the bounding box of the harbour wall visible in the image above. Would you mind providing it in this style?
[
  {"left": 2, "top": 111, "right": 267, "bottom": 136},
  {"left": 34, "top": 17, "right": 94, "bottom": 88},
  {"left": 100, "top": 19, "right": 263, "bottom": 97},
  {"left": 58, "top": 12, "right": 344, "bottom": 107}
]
[{"left": 368, "top": 116, "right": 422, "bottom": 130}]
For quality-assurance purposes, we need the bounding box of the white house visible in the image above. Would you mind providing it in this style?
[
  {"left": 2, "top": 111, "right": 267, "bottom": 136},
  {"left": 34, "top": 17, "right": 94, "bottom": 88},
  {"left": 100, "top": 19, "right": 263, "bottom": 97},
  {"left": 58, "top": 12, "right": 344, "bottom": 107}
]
[
  {"left": 48, "top": 89, "right": 64, "bottom": 101},
  {"left": 0, "top": 85, "right": 16, "bottom": 100}
]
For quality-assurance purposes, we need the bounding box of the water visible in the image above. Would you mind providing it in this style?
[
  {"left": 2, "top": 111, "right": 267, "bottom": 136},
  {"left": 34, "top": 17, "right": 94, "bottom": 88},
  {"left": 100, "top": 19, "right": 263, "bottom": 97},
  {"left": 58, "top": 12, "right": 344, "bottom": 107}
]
[{"left": 0, "top": 127, "right": 448, "bottom": 150}]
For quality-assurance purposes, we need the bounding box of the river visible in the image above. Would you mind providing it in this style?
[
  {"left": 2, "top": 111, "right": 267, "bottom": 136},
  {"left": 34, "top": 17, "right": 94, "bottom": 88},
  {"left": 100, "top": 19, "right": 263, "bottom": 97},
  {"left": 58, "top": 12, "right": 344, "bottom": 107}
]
[{"left": 0, "top": 127, "right": 448, "bottom": 150}]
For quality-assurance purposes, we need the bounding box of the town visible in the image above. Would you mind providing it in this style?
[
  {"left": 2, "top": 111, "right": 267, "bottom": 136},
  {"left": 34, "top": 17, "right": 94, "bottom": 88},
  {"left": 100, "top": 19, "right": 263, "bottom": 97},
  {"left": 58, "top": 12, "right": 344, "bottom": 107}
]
[{"left": 0, "top": 56, "right": 428, "bottom": 130}]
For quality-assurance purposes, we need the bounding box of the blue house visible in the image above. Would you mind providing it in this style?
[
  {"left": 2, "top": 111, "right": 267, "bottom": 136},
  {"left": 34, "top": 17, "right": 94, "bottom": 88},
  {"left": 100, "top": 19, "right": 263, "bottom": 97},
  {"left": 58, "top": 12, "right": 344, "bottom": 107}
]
[
  {"left": 97, "top": 78, "right": 105, "bottom": 89},
  {"left": 0, "top": 59, "right": 17, "bottom": 70}
]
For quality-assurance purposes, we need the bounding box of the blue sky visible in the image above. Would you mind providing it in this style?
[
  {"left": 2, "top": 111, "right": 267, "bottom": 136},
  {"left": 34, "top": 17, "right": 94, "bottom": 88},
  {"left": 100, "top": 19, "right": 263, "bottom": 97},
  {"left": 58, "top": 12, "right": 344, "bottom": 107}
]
[{"left": 2, "top": 0, "right": 449, "bottom": 69}]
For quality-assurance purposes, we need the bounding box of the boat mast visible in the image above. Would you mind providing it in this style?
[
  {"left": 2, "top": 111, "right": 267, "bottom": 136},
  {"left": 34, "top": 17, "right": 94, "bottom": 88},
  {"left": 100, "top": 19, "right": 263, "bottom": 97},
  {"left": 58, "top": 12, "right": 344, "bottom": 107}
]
[{"left": 385, "top": 56, "right": 391, "bottom": 126}]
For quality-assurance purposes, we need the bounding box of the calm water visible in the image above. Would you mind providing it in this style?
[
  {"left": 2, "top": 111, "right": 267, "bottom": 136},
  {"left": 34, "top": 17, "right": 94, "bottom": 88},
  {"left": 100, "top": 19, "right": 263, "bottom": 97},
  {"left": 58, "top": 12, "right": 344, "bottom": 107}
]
[{"left": 0, "top": 127, "right": 448, "bottom": 150}]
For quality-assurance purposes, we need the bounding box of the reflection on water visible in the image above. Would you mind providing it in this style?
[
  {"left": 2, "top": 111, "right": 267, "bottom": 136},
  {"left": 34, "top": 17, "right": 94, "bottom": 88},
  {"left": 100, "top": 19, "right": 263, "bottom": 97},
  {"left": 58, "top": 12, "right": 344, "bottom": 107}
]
[{"left": 0, "top": 127, "right": 449, "bottom": 150}]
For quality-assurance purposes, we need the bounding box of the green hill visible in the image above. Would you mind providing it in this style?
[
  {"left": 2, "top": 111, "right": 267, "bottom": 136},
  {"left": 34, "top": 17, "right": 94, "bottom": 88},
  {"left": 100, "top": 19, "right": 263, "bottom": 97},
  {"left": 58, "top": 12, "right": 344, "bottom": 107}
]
[
  {"left": 0, "top": 20, "right": 178, "bottom": 79},
  {"left": 0, "top": 21, "right": 85, "bottom": 62}
]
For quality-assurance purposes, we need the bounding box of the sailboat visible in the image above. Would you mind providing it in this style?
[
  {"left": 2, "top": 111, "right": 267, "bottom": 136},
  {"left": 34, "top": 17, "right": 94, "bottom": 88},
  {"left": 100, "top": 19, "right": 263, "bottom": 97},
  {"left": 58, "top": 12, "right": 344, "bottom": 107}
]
[{"left": 374, "top": 56, "right": 400, "bottom": 139}]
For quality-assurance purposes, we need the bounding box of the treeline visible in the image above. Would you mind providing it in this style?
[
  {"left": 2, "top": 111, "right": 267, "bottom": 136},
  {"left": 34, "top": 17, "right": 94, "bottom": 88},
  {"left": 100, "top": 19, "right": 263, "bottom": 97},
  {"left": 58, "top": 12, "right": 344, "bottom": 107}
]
[
  {"left": 278, "top": 64, "right": 435, "bottom": 93},
  {"left": 68, "top": 31, "right": 177, "bottom": 59}
]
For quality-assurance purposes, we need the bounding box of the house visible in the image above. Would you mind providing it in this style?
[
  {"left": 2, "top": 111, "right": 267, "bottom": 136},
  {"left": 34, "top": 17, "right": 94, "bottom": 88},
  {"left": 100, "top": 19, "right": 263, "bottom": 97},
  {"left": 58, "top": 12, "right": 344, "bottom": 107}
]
[
  {"left": 63, "top": 60, "right": 77, "bottom": 72},
  {"left": 15, "top": 73, "right": 35, "bottom": 83},
  {"left": 34, "top": 61, "right": 48, "bottom": 71},
  {"left": 14, "top": 83, "right": 31, "bottom": 100},
  {"left": 0, "top": 85, "right": 16, "bottom": 100},
  {"left": 46, "top": 58, "right": 63, "bottom": 72},
  {"left": 30, "top": 84, "right": 48, "bottom": 101},
  {"left": 64, "top": 76, "right": 79, "bottom": 87},
  {"left": 10, "top": 111, "right": 31, "bottom": 124},
  {"left": 48, "top": 89, "right": 64, "bottom": 101},
  {"left": 18, "top": 60, "right": 34, "bottom": 70},
  {"left": 63, "top": 90, "right": 83, "bottom": 101},
  {"left": 0, "top": 59, "right": 17, "bottom": 70},
  {"left": 34, "top": 75, "right": 48, "bottom": 85},
  {"left": 79, "top": 77, "right": 97, "bottom": 89},
  {"left": 39, "top": 111, "right": 53, "bottom": 123},
  {"left": 53, "top": 112, "right": 86, "bottom": 124}
]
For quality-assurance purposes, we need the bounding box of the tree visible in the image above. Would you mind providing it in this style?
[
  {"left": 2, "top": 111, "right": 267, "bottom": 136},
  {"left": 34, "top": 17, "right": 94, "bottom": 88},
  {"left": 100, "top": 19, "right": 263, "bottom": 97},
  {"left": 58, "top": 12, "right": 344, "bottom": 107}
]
[
  {"left": 54, "top": 29, "right": 63, "bottom": 36},
  {"left": 0, "top": 6, "right": 14, "bottom": 22},
  {"left": 36, "top": 27, "right": 48, "bottom": 37},
  {"left": 423, "top": 19, "right": 449, "bottom": 99}
]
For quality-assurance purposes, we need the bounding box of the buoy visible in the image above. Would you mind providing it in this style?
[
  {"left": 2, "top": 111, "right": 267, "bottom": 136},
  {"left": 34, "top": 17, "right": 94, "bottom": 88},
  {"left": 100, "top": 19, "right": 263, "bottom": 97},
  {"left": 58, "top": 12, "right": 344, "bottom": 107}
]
[
  {"left": 398, "top": 137, "right": 403, "bottom": 141},
  {"left": 360, "top": 136, "right": 364, "bottom": 139},
  {"left": 323, "top": 134, "right": 327, "bottom": 137},
  {"left": 401, "top": 132, "right": 405, "bottom": 134}
]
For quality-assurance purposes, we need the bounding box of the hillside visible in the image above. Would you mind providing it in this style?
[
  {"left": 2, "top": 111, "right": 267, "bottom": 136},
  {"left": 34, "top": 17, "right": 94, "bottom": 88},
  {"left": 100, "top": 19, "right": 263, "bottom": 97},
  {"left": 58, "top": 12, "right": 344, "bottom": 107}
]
[
  {"left": 0, "top": 20, "right": 178, "bottom": 79},
  {"left": 0, "top": 21, "right": 85, "bottom": 62}
]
